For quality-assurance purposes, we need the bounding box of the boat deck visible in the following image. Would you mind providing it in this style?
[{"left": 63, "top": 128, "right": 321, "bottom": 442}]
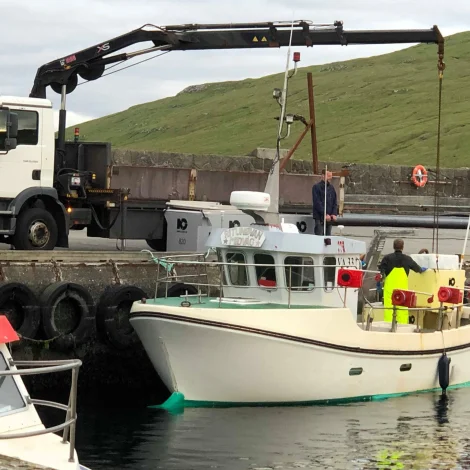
[{"left": 145, "top": 296, "right": 330, "bottom": 309}]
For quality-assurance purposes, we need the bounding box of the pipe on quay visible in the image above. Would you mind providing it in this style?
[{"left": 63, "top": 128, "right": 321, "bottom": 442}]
[{"left": 336, "top": 213, "right": 470, "bottom": 229}]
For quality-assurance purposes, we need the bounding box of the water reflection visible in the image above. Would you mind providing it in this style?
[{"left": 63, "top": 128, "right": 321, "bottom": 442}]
[{"left": 74, "top": 388, "right": 470, "bottom": 469}]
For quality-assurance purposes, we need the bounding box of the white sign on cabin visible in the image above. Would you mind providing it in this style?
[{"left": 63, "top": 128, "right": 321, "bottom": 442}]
[
  {"left": 221, "top": 227, "right": 266, "bottom": 248},
  {"left": 337, "top": 256, "right": 362, "bottom": 269}
]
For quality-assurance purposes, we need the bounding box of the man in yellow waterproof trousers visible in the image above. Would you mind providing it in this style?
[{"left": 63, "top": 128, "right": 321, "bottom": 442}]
[{"left": 379, "top": 239, "right": 427, "bottom": 323}]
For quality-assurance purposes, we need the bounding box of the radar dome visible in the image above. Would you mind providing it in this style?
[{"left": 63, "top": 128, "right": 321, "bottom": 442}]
[{"left": 230, "top": 191, "right": 271, "bottom": 212}]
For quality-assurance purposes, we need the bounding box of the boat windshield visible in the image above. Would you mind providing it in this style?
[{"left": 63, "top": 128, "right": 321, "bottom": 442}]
[{"left": 0, "top": 353, "right": 26, "bottom": 415}]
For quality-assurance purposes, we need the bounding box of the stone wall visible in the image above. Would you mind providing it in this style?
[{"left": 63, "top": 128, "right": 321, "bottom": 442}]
[
  {"left": 2, "top": 253, "right": 220, "bottom": 406},
  {"left": 112, "top": 148, "right": 470, "bottom": 199},
  {"left": 112, "top": 148, "right": 470, "bottom": 213}
]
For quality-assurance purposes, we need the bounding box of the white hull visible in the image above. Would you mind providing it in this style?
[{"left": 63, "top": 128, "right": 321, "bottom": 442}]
[
  {"left": 0, "top": 337, "right": 87, "bottom": 469},
  {"left": 130, "top": 304, "right": 470, "bottom": 405}
]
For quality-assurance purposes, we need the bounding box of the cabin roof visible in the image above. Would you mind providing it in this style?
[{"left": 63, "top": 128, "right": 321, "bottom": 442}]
[{"left": 205, "top": 226, "right": 367, "bottom": 256}]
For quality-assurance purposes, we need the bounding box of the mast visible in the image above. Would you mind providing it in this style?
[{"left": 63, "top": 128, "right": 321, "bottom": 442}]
[{"left": 263, "top": 20, "right": 296, "bottom": 224}]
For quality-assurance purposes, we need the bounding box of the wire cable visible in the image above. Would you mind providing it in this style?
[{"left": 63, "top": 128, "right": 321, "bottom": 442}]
[{"left": 76, "top": 50, "right": 170, "bottom": 87}]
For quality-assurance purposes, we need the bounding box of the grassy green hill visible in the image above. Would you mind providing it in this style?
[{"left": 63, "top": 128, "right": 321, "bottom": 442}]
[{"left": 68, "top": 31, "right": 470, "bottom": 167}]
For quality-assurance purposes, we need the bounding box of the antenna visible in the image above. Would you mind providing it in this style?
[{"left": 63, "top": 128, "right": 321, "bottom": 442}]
[
  {"left": 263, "top": 17, "right": 297, "bottom": 221},
  {"left": 276, "top": 18, "right": 295, "bottom": 144}
]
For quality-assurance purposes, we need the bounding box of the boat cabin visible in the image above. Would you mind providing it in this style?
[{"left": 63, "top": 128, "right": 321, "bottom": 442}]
[{"left": 205, "top": 223, "right": 367, "bottom": 315}]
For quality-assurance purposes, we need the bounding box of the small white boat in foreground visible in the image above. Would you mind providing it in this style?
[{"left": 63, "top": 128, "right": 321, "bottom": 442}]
[
  {"left": 130, "top": 191, "right": 470, "bottom": 410},
  {"left": 0, "top": 315, "right": 89, "bottom": 469}
]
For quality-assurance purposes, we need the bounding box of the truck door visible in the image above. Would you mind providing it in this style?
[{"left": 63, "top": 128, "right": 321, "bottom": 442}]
[{"left": 0, "top": 108, "right": 42, "bottom": 199}]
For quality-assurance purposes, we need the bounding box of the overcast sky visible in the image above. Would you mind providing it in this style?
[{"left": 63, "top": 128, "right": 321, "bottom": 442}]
[{"left": 2, "top": 0, "right": 468, "bottom": 128}]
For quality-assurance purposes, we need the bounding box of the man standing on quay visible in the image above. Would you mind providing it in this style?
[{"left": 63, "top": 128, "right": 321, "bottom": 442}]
[{"left": 312, "top": 169, "right": 338, "bottom": 236}]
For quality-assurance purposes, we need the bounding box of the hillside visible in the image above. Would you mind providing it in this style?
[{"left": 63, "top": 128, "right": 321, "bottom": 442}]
[{"left": 67, "top": 31, "right": 470, "bottom": 167}]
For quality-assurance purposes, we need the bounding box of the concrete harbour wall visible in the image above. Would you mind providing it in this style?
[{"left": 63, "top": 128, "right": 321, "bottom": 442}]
[{"left": 112, "top": 148, "right": 470, "bottom": 213}]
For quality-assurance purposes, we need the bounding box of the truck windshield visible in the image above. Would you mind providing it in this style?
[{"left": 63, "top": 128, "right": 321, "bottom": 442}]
[{"left": 0, "top": 352, "right": 26, "bottom": 414}]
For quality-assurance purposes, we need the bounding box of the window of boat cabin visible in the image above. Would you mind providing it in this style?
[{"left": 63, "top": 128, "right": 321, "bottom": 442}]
[
  {"left": 0, "top": 353, "right": 26, "bottom": 415},
  {"left": 284, "top": 256, "right": 314, "bottom": 291},
  {"left": 226, "top": 252, "right": 248, "bottom": 286},
  {"left": 323, "top": 256, "right": 337, "bottom": 292},
  {"left": 254, "top": 253, "right": 276, "bottom": 288}
]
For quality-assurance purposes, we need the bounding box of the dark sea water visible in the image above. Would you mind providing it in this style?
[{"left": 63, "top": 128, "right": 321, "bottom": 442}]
[{"left": 71, "top": 386, "right": 470, "bottom": 470}]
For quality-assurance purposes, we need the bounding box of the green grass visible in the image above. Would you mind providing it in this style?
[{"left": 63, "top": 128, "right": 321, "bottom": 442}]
[{"left": 67, "top": 31, "right": 470, "bottom": 168}]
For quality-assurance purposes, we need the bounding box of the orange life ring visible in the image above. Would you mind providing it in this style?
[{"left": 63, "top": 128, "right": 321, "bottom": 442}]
[{"left": 411, "top": 165, "right": 428, "bottom": 187}]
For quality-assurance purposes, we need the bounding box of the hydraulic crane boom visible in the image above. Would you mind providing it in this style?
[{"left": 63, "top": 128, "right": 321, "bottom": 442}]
[{"left": 29, "top": 20, "right": 444, "bottom": 99}]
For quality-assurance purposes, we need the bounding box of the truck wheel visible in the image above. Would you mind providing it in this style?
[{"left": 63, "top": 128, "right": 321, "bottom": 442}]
[
  {"left": 13, "top": 208, "right": 58, "bottom": 250},
  {"left": 146, "top": 238, "right": 166, "bottom": 251}
]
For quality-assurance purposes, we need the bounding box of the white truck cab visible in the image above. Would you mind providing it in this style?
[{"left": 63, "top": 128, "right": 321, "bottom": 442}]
[
  {"left": 0, "top": 96, "right": 55, "bottom": 197},
  {"left": 0, "top": 97, "right": 69, "bottom": 250}
]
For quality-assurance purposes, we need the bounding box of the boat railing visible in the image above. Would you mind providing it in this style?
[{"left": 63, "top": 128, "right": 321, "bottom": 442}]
[
  {"left": 151, "top": 252, "right": 362, "bottom": 304},
  {"left": 149, "top": 253, "right": 469, "bottom": 331},
  {"left": 0, "top": 358, "right": 82, "bottom": 463},
  {"left": 362, "top": 294, "right": 469, "bottom": 333}
]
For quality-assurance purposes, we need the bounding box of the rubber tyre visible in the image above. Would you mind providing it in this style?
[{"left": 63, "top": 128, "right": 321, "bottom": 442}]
[
  {"left": 96, "top": 285, "right": 149, "bottom": 350},
  {"left": 39, "top": 282, "right": 95, "bottom": 351},
  {"left": 167, "top": 283, "right": 198, "bottom": 297},
  {"left": 0, "top": 282, "right": 41, "bottom": 338},
  {"left": 13, "top": 208, "right": 58, "bottom": 251}
]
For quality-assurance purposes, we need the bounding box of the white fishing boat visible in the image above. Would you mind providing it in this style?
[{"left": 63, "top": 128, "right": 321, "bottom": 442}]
[
  {"left": 129, "top": 24, "right": 468, "bottom": 409},
  {"left": 0, "top": 315, "right": 90, "bottom": 469},
  {"left": 129, "top": 189, "right": 470, "bottom": 408}
]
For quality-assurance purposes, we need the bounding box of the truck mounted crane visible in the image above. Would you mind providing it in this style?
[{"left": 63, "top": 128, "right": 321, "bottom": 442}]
[{"left": 0, "top": 20, "right": 444, "bottom": 250}]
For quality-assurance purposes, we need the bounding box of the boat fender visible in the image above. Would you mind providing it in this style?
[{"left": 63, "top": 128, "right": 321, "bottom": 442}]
[
  {"left": 40, "top": 282, "right": 95, "bottom": 351},
  {"left": 437, "top": 352, "right": 451, "bottom": 393},
  {"left": 0, "top": 282, "right": 41, "bottom": 338},
  {"left": 167, "top": 283, "right": 198, "bottom": 298},
  {"left": 96, "top": 285, "right": 149, "bottom": 350}
]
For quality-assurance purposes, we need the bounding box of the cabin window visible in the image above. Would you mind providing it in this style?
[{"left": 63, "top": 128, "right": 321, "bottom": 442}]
[
  {"left": 16, "top": 110, "right": 39, "bottom": 146},
  {"left": 285, "top": 256, "right": 314, "bottom": 291},
  {"left": 226, "top": 252, "right": 248, "bottom": 286},
  {"left": 254, "top": 253, "right": 276, "bottom": 288},
  {"left": 0, "top": 353, "right": 26, "bottom": 415},
  {"left": 323, "top": 256, "right": 337, "bottom": 291}
]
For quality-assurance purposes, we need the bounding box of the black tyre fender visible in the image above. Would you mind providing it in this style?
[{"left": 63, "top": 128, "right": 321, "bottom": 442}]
[
  {"left": 96, "top": 285, "right": 149, "bottom": 350},
  {"left": 39, "top": 282, "right": 95, "bottom": 350},
  {"left": 13, "top": 208, "right": 58, "bottom": 251},
  {"left": 167, "top": 283, "right": 198, "bottom": 297},
  {"left": 0, "top": 283, "right": 41, "bottom": 338}
]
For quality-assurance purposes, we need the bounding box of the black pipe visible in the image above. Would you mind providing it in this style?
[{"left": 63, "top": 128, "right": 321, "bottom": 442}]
[
  {"left": 336, "top": 213, "right": 470, "bottom": 229},
  {"left": 77, "top": 144, "right": 84, "bottom": 172},
  {"left": 57, "top": 85, "right": 67, "bottom": 161},
  {"left": 57, "top": 109, "right": 66, "bottom": 154}
]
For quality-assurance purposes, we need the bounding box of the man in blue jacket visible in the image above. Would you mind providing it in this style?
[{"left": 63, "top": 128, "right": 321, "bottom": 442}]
[{"left": 312, "top": 169, "right": 338, "bottom": 235}]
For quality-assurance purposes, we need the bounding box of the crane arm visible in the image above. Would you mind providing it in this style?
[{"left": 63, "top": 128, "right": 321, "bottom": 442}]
[{"left": 29, "top": 20, "right": 444, "bottom": 99}]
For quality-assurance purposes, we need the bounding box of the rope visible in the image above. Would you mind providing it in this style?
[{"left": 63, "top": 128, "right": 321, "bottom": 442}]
[{"left": 432, "top": 54, "right": 445, "bottom": 253}]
